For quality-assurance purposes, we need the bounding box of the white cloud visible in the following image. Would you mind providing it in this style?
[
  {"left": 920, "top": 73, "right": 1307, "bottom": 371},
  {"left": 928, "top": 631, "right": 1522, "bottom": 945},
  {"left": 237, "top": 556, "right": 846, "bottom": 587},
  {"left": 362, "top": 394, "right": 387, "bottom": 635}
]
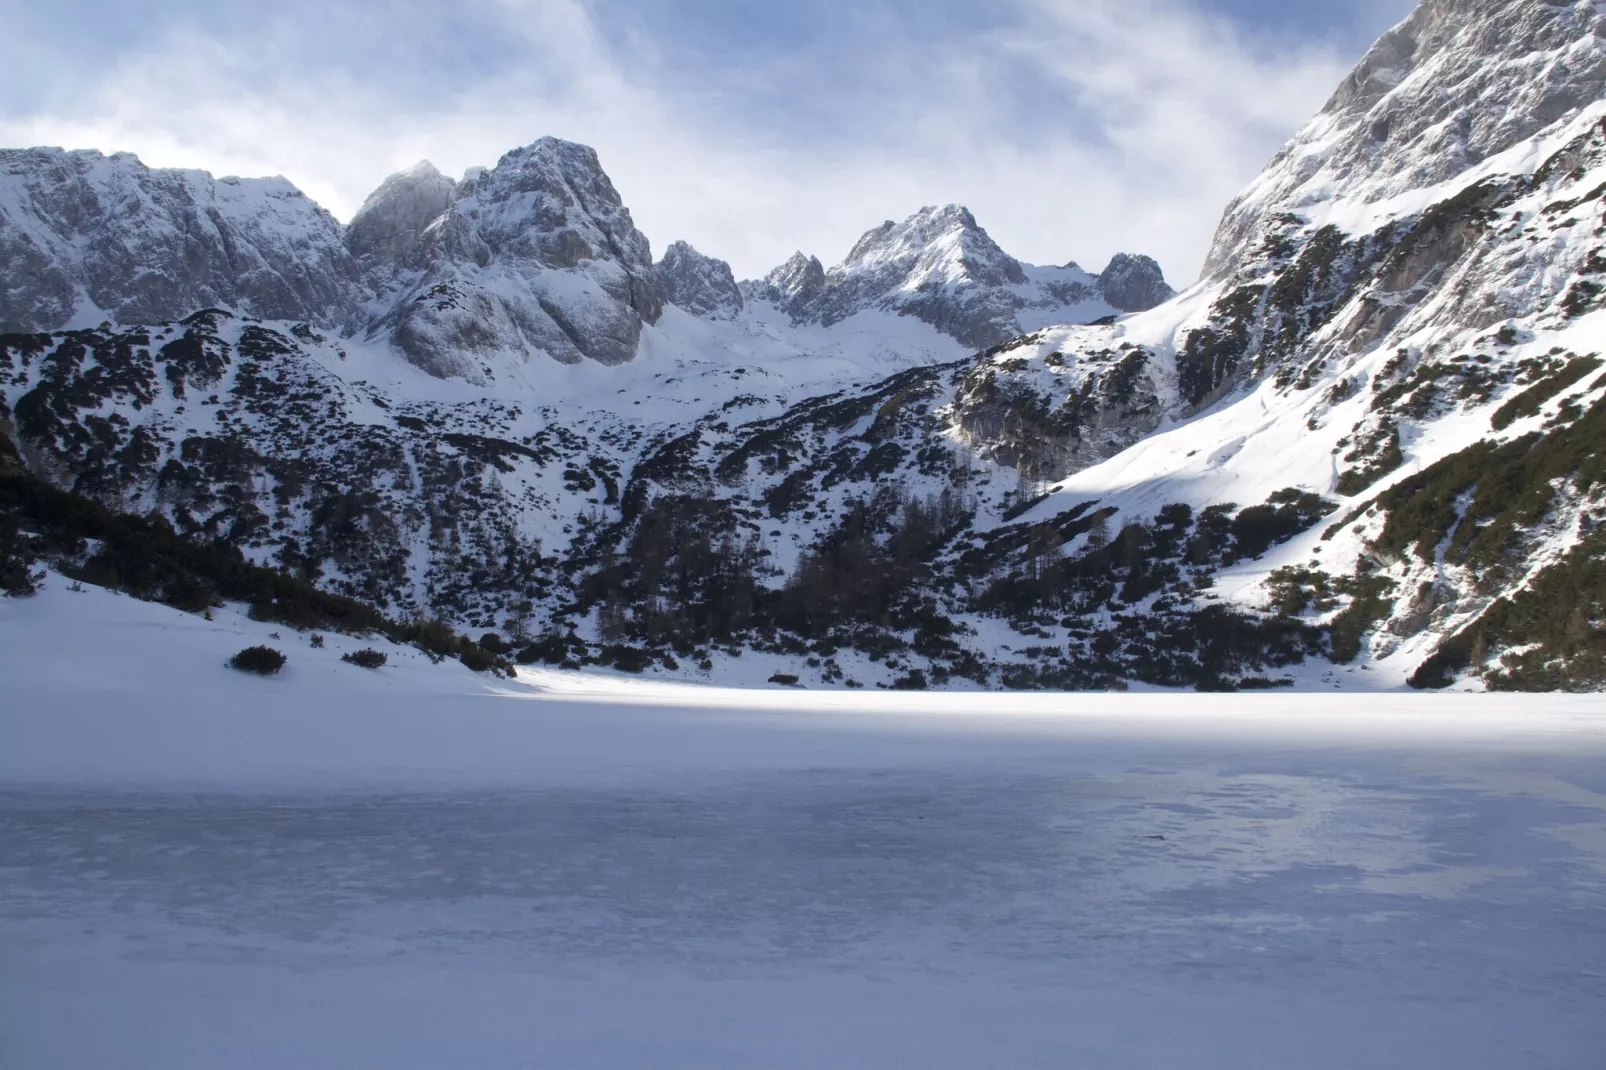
[{"left": 0, "top": 0, "right": 1366, "bottom": 284}]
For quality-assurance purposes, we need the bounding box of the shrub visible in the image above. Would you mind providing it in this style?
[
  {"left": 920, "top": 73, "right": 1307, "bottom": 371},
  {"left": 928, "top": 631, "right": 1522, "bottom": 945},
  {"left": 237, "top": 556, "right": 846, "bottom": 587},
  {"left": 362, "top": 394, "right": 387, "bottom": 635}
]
[
  {"left": 342, "top": 648, "right": 387, "bottom": 669},
  {"left": 161, "top": 574, "right": 213, "bottom": 613},
  {"left": 891, "top": 669, "right": 929, "bottom": 690},
  {"left": 597, "top": 644, "right": 653, "bottom": 673},
  {"left": 0, "top": 515, "right": 38, "bottom": 597},
  {"left": 229, "top": 645, "right": 286, "bottom": 675},
  {"left": 458, "top": 645, "right": 503, "bottom": 673},
  {"left": 768, "top": 673, "right": 801, "bottom": 686}
]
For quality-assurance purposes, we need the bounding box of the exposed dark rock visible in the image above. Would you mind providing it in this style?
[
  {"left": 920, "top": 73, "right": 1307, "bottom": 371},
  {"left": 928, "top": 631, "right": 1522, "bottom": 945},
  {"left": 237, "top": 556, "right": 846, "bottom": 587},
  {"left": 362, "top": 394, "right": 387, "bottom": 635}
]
[
  {"left": 1097, "top": 253, "right": 1172, "bottom": 313},
  {"left": 345, "top": 161, "right": 455, "bottom": 273}
]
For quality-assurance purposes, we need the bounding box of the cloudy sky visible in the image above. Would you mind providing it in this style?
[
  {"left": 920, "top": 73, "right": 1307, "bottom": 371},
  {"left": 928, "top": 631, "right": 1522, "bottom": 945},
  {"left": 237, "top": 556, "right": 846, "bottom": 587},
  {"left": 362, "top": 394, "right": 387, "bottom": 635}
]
[{"left": 0, "top": 0, "right": 1416, "bottom": 283}]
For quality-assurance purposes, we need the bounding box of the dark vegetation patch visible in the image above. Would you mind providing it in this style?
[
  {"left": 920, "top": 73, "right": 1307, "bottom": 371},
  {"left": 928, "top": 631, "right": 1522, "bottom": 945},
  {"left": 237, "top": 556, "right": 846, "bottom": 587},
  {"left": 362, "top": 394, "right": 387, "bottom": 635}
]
[
  {"left": 1332, "top": 392, "right": 1606, "bottom": 690},
  {"left": 229, "top": 645, "right": 286, "bottom": 675},
  {"left": 342, "top": 647, "right": 388, "bottom": 669},
  {"left": 0, "top": 468, "right": 511, "bottom": 674},
  {"left": 1489, "top": 355, "right": 1602, "bottom": 431},
  {"left": 1375, "top": 393, "right": 1606, "bottom": 572},
  {"left": 1408, "top": 524, "right": 1606, "bottom": 691}
]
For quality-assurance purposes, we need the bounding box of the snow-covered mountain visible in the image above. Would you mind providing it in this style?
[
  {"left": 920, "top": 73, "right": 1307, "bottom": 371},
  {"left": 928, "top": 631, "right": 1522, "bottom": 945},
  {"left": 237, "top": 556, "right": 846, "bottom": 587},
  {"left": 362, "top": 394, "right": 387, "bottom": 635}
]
[
  {"left": 368, "top": 139, "right": 667, "bottom": 381},
  {"left": 0, "top": 148, "right": 363, "bottom": 333},
  {"left": 3, "top": 0, "right": 1602, "bottom": 692},
  {"left": 0, "top": 141, "right": 1154, "bottom": 374},
  {"left": 744, "top": 204, "right": 1170, "bottom": 349}
]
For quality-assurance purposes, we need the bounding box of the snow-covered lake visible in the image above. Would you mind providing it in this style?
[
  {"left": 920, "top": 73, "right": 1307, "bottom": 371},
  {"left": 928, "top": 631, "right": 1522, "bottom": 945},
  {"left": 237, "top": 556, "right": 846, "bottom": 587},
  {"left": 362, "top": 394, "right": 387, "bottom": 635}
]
[{"left": 3, "top": 582, "right": 1605, "bottom": 1068}]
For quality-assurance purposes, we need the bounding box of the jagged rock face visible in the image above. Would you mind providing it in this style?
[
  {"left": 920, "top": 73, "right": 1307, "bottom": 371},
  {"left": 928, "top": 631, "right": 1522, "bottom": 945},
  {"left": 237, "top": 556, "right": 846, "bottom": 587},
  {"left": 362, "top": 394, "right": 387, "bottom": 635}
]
[
  {"left": 749, "top": 205, "right": 1169, "bottom": 348},
  {"left": 1169, "top": 0, "right": 1606, "bottom": 411},
  {"left": 1204, "top": 0, "right": 1606, "bottom": 279},
  {"left": 0, "top": 148, "right": 363, "bottom": 334},
  {"left": 344, "top": 161, "right": 455, "bottom": 274},
  {"left": 751, "top": 252, "right": 826, "bottom": 317},
  {"left": 381, "top": 138, "right": 667, "bottom": 378},
  {"left": 1097, "top": 253, "right": 1170, "bottom": 313},
  {"left": 656, "top": 241, "right": 743, "bottom": 319}
]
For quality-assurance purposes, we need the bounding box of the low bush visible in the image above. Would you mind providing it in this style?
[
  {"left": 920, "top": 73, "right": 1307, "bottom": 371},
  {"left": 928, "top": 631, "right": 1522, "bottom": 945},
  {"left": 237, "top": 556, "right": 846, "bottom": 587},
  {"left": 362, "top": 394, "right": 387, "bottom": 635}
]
[
  {"left": 768, "top": 672, "right": 801, "bottom": 686},
  {"left": 0, "top": 514, "right": 38, "bottom": 596},
  {"left": 891, "top": 669, "right": 929, "bottom": 690},
  {"left": 229, "top": 645, "right": 286, "bottom": 676},
  {"left": 342, "top": 648, "right": 387, "bottom": 669},
  {"left": 458, "top": 645, "right": 505, "bottom": 673}
]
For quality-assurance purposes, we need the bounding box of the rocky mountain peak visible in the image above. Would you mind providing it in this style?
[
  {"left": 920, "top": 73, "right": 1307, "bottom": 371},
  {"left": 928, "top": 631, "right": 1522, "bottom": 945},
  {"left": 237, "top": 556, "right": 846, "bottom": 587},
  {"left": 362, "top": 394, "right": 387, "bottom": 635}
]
[
  {"left": 745, "top": 205, "right": 1148, "bottom": 348},
  {"left": 344, "top": 160, "right": 455, "bottom": 273},
  {"left": 834, "top": 203, "right": 1026, "bottom": 290},
  {"left": 1097, "top": 253, "right": 1171, "bottom": 313},
  {"left": 656, "top": 241, "right": 743, "bottom": 320},
  {"left": 378, "top": 136, "right": 667, "bottom": 378},
  {"left": 419, "top": 137, "right": 660, "bottom": 294},
  {"left": 757, "top": 252, "right": 827, "bottom": 316},
  {"left": 1203, "top": 0, "right": 1606, "bottom": 279}
]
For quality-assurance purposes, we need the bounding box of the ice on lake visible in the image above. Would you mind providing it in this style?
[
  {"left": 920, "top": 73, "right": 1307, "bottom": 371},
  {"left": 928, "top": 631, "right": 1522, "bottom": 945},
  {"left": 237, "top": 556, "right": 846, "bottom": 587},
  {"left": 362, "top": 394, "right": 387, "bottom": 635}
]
[{"left": 2, "top": 585, "right": 1605, "bottom": 1068}]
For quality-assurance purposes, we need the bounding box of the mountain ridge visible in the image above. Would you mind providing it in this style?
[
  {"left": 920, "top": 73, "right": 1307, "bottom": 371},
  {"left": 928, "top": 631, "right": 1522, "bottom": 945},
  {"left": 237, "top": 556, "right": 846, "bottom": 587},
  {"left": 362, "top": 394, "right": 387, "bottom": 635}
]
[
  {"left": 2, "top": 0, "right": 1602, "bottom": 692},
  {"left": 0, "top": 142, "right": 1163, "bottom": 370}
]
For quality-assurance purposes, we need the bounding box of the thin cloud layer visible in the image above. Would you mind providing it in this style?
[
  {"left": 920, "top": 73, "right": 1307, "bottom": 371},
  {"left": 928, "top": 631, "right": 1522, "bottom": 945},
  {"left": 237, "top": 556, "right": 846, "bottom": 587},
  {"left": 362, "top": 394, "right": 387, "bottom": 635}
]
[{"left": 0, "top": 0, "right": 1396, "bottom": 283}]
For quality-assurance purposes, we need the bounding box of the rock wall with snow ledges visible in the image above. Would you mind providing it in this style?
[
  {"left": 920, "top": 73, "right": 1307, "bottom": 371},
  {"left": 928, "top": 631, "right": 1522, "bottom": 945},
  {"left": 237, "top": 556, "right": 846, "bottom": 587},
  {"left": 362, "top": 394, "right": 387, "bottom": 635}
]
[
  {"left": 656, "top": 241, "right": 743, "bottom": 319},
  {"left": 344, "top": 161, "right": 456, "bottom": 276},
  {"left": 0, "top": 148, "right": 364, "bottom": 334},
  {"left": 377, "top": 138, "right": 667, "bottom": 379},
  {"left": 1203, "top": 0, "right": 1606, "bottom": 280}
]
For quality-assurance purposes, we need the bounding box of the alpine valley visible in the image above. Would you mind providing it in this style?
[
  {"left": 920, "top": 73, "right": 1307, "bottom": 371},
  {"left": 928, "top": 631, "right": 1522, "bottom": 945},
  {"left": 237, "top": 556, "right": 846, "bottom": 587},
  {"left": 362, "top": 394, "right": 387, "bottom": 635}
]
[{"left": 3, "top": 0, "right": 1604, "bottom": 693}]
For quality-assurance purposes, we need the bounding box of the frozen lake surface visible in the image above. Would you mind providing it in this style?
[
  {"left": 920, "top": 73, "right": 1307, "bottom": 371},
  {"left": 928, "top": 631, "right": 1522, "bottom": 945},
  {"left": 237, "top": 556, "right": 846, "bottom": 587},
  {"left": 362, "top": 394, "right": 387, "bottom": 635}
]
[{"left": 3, "top": 584, "right": 1605, "bottom": 1068}]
